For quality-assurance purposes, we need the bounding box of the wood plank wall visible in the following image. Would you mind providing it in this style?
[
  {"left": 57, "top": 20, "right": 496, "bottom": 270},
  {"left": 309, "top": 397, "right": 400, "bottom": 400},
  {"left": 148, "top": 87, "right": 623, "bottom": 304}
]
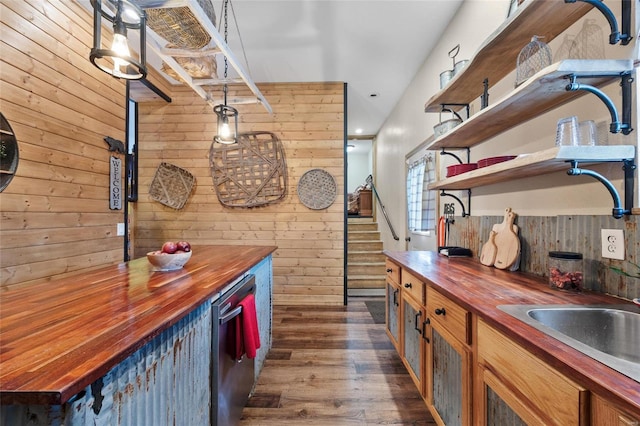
[
  {"left": 135, "top": 83, "right": 345, "bottom": 305},
  {"left": 0, "top": 0, "right": 129, "bottom": 289}
]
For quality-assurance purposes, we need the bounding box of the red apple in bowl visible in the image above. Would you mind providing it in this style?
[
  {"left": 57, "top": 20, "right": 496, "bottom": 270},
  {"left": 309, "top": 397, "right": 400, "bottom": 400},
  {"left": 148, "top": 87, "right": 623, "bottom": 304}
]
[
  {"left": 176, "top": 241, "right": 191, "bottom": 252},
  {"left": 161, "top": 241, "right": 178, "bottom": 254}
]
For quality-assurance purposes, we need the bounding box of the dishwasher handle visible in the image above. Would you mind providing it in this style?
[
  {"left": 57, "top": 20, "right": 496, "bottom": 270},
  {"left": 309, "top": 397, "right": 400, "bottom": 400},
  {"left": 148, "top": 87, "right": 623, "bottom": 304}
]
[{"left": 219, "top": 304, "right": 243, "bottom": 325}]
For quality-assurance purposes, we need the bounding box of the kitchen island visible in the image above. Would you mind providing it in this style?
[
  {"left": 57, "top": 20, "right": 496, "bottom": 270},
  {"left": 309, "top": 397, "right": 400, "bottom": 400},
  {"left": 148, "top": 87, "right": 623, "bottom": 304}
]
[
  {"left": 0, "top": 245, "right": 276, "bottom": 424},
  {"left": 384, "top": 250, "right": 640, "bottom": 423}
]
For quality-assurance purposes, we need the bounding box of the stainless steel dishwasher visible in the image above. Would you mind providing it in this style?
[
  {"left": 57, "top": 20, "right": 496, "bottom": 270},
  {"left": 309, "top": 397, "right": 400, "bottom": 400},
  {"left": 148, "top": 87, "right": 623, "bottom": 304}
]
[{"left": 212, "top": 274, "right": 256, "bottom": 426}]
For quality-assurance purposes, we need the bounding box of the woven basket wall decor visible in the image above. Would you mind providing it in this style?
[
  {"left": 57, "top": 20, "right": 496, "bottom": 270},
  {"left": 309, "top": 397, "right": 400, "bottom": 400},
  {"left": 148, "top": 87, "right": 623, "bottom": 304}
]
[
  {"left": 297, "top": 169, "right": 337, "bottom": 210},
  {"left": 149, "top": 162, "right": 196, "bottom": 209},
  {"left": 209, "top": 132, "right": 287, "bottom": 208},
  {"left": 144, "top": 0, "right": 217, "bottom": 49}
]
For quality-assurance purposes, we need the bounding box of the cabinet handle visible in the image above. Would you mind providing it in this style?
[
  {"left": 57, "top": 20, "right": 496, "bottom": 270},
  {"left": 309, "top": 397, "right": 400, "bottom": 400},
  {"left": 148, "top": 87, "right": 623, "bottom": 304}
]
[
  {"left": 386, "top": 268, "right": 393, "bottom": 273},
  {"left": 414, "top": 311, "right": 422, "bottom": 334},
  {"left": 404, "top": 282, "right": 412, "bottom": 289},
  {"left": 435, "top": 307, "right": 446, "bottom": 316},
  {"left": 393, "top": 288, "right": 399, "bottom": 307},
  {"left": 422, "top": 318, "right": 430, "bottom": 342}
]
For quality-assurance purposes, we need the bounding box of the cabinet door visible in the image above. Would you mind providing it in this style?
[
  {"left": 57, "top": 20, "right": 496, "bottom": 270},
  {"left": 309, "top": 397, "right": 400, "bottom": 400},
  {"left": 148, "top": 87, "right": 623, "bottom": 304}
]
[
  {"left": 429, "top": 323, "right": 472, "bottom": 426},
  {"left": 402, "top": 292, "right": 425, "bottom": 395},
  {"left": 479, "top": 365, "right": 543, "bottom": 425},
  {"left": 477, "top": 319, "right": 588, "bottom": 425},
  {"left": 385, "top": 279, "right": 401, "bottom": 351},
  {"left": 591, "top": 394, "right": 640, "bottom": 425}
]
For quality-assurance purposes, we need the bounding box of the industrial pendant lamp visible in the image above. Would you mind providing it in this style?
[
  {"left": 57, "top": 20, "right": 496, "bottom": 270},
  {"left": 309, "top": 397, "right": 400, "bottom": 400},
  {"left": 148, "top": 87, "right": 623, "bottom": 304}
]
[
  {"left": 90, "top": 0, "right": 147, "bottom": 80},
  {"left": 213, "top": 0, "right": 238, "bottom": 144}
]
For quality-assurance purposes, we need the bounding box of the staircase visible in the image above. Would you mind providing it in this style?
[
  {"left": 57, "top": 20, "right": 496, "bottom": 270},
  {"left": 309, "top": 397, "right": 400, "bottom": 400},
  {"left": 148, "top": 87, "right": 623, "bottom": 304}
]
[{"left": 347, "top": 217, "right": 386, "bottom": 296}]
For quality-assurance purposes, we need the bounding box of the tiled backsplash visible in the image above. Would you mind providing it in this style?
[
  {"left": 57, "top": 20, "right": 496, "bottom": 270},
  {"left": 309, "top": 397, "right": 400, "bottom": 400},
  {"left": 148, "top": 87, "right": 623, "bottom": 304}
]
[{"left": 447, "top": 214, "right": 639, "bottom": 301}]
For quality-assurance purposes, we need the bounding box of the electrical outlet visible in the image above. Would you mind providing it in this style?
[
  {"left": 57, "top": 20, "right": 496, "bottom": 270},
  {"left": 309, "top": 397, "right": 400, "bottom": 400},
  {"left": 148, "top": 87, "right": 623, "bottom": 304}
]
[
  {"left": 601, "top": 229, "right": 624, "bottom": 260},
  {"left": 117, "top": 223, "right": 125, "bottom": 236}
]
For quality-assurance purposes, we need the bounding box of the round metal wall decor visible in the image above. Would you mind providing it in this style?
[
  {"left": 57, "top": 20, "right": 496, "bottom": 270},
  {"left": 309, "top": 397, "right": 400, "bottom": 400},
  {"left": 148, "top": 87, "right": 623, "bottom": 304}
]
[
  {"left": 0, "top": 113, "right": 19, "bottom": 192},
  {"left": 297, "top": 168, "right": 337, "bottom": 210}
]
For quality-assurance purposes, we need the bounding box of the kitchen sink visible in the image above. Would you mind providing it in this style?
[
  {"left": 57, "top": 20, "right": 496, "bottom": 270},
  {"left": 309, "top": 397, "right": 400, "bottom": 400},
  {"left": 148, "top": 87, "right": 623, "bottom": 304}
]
[{"left": 498, "top": 304, "right": 640, "bottom": 382}]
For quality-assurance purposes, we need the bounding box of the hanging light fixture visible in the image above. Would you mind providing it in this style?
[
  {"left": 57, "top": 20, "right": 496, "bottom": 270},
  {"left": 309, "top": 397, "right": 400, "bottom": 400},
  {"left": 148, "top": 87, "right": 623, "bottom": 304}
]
[
  {"left": 90, "top": 0, "right": 147, "bottom": 80},
  {"left": 214, "top": 0, "right": 238, "bottom": 144}
]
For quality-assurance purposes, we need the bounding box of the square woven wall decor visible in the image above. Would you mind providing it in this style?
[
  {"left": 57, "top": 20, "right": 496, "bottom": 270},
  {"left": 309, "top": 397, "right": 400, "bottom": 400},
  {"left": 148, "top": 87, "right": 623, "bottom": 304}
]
[
  {"left": 209, "top": 132, "right": 287, "bottom": 208},
  {"left": 149, "top": 162, "right": 196, "bottom": 209}
]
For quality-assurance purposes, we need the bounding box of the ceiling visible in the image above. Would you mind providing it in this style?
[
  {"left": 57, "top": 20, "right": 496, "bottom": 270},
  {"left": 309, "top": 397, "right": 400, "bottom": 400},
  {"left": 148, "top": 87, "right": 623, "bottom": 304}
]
[{"left": 145, "top": 0, "right": 464, "bottom": 138}]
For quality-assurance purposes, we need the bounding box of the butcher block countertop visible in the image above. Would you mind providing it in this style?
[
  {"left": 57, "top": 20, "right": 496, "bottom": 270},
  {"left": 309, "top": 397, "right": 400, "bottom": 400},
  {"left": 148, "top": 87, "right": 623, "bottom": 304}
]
[
  {"left": 0, "top": 245, "right": 277, "bottom": 406},
  {"left": 384, "top": 250, "right": 640, "bottom": 417}
]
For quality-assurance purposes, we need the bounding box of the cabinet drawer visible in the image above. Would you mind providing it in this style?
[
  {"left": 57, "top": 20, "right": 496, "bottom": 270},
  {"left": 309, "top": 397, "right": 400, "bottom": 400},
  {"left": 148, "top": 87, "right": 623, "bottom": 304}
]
[
  {"left": 478, "top": 319, "right": 588, "bottom": 425},
  {"left": 385, "top": 258, "right": 400, "bottom": 284},
  {"left": 400, "top": 269, "right": 425, "bottom": 304},
  {"left": 427, "top": 286, "right": 470, "bottom": 345}
]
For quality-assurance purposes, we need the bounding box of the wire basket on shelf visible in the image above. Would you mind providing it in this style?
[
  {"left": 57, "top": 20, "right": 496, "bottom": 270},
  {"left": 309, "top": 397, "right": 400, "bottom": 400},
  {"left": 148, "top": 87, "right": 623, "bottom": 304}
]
[
  {"left": 515, "top": 35, "right": 552, "bottom": 87},
  {"left": 569, "top": 19, "right": 605, "bottom": 60}
]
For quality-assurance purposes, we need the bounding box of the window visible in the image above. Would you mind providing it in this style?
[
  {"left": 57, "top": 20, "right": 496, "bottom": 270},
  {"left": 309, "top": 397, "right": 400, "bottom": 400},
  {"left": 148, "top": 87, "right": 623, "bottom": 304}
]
[{"left": 406, "top": 154, "right": 436, "bottom": 233}]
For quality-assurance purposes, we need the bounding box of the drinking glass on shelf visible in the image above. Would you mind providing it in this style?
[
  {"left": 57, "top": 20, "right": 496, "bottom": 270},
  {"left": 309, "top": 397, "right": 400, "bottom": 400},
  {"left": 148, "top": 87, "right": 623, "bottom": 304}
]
[
  {"left": 556, "top": 116, "right": 579, "bottom": 146},
  {"left": 578, "top": 120, "right": 597, "bottom": 146}
]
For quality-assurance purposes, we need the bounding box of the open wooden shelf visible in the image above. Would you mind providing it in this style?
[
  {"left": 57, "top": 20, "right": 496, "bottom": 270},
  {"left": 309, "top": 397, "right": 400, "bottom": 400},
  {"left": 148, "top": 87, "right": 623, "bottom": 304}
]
[
  {"left": 424, "top": 0, "right": 594, "bottom": 113},
  {"left": 426, "top": 59, "right": 633, "bottom": 151},
  {"left": 428, "top": 145, "right": 636, "bottom": 190}
]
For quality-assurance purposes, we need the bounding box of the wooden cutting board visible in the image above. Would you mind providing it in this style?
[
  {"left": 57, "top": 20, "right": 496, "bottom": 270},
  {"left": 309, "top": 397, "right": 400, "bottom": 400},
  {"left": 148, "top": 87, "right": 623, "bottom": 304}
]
[
  {"left": 492, "top": 208, "right": 518, "bottom": 234},
  {"left": 494, "top": 208, "right": 520, "bottom": 270},
  {"left": 493, "top": 210, "right": 520, "bottom": 269},
  {"left": 479, "top": 230, "right": 498, "bottom": 266},
  {"left": 480, "top": 208, "right": 516, "bottom": 267}
]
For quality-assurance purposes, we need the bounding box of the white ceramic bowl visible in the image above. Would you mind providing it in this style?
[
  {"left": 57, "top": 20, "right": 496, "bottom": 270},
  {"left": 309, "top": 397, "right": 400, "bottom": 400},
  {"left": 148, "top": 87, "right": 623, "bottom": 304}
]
[{"left": 146, "top": 250, "right": 192, "bottom": 271}]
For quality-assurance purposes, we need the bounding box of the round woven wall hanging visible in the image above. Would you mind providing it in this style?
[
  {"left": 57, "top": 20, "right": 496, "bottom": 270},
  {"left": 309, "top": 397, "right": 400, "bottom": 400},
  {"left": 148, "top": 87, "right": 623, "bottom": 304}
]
[{"left": 297, "top": 168, "right": 337, "bottom": 210}]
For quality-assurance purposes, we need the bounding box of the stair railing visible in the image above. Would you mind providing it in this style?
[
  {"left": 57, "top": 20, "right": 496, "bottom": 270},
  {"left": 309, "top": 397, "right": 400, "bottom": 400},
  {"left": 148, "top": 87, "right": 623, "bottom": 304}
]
[{"left": 366, "top": 175, "right": 400, "bottom": 241}]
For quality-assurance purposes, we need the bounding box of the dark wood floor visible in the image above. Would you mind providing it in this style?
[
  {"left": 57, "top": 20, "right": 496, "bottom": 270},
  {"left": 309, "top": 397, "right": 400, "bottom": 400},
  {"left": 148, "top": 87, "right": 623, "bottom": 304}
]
[{"left": 240, "top": 298, "right": 436, "bottom": 425}]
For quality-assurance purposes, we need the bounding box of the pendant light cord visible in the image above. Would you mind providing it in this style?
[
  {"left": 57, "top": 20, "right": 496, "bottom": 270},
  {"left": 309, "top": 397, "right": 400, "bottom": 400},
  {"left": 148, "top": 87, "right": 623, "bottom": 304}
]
[{"left": 222, "top": 0, "right": 229, "bottom": 105}]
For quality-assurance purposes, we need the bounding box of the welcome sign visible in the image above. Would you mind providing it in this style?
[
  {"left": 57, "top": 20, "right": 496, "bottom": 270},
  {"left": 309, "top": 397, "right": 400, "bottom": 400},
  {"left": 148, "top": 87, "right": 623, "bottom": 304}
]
[{"left": 110, "top": 156, "right": 122, "bottom": 210}]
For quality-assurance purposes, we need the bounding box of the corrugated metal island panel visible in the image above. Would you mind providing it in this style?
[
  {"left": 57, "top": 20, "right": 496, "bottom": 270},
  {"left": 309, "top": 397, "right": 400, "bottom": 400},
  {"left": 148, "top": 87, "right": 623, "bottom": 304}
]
[
  {"left": 1, "top": 303, "right": 212, "bottom": 426},
  {"left": 1, "top": 254, "right": 274, "bottom": 426}
]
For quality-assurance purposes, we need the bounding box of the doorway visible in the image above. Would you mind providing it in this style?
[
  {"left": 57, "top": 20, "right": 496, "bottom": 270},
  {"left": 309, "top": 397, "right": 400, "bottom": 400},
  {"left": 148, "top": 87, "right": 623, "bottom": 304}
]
[{"left": 346, "top": 139, "right": 385, "bottom": 297}]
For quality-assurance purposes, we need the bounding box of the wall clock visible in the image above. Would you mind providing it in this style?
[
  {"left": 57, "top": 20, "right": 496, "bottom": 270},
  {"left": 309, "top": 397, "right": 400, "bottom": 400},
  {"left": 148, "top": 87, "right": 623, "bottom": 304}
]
[{"left": 0, "top": 113, "right": 19, "bottom": 192}]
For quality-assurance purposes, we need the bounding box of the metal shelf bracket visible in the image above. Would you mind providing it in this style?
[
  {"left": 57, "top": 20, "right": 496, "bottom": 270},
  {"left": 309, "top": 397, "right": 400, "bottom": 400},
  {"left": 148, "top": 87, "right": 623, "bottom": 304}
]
[
  {"left": 567, "top": 159, "right": 636, "bottom": 218},
  {"left": 439, "top": 103, "right": 471, "bottom": 120},
  {"left": 564, "top": 0, "right": 632, "bottom": 45},
  {"left": 440, "top": 147, "right": 470, "bottom": 165},
  {"left": 565, "top": 72, "right": 634, "bottom": 135},
  {"left": 439, "top": 189, "right": 471, "bottom": 217}
]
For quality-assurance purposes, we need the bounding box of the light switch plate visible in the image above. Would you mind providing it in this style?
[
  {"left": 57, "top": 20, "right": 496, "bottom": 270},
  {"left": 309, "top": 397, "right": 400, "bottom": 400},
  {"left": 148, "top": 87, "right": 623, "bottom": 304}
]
[
  {"left": 117, "top": 223, "right": 125, "bottom": 236},
  {"left": 601, "top": 229, "right": 624, "bottom": 260}
]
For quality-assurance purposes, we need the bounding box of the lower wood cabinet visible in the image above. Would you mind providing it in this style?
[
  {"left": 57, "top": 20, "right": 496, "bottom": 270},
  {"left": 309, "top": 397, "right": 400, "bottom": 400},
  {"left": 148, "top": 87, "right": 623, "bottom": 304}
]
[
  {"left": 402, "top": 291, "right": 426, "bottom": 395},
  {"left": 385, "top": 278, "right": 401, "bottom": 352},
  {"left": 477, "top": 318, "right": 589, "bottom": 425},
  {"left": 384, "top": 256, "right": 639, "bottom": 426},
  {"left": 591, "top": 394, "right": 640, "bottom": 425},
  {"left": 426, "top": 287, "right": 472, "bottom": 426}
]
